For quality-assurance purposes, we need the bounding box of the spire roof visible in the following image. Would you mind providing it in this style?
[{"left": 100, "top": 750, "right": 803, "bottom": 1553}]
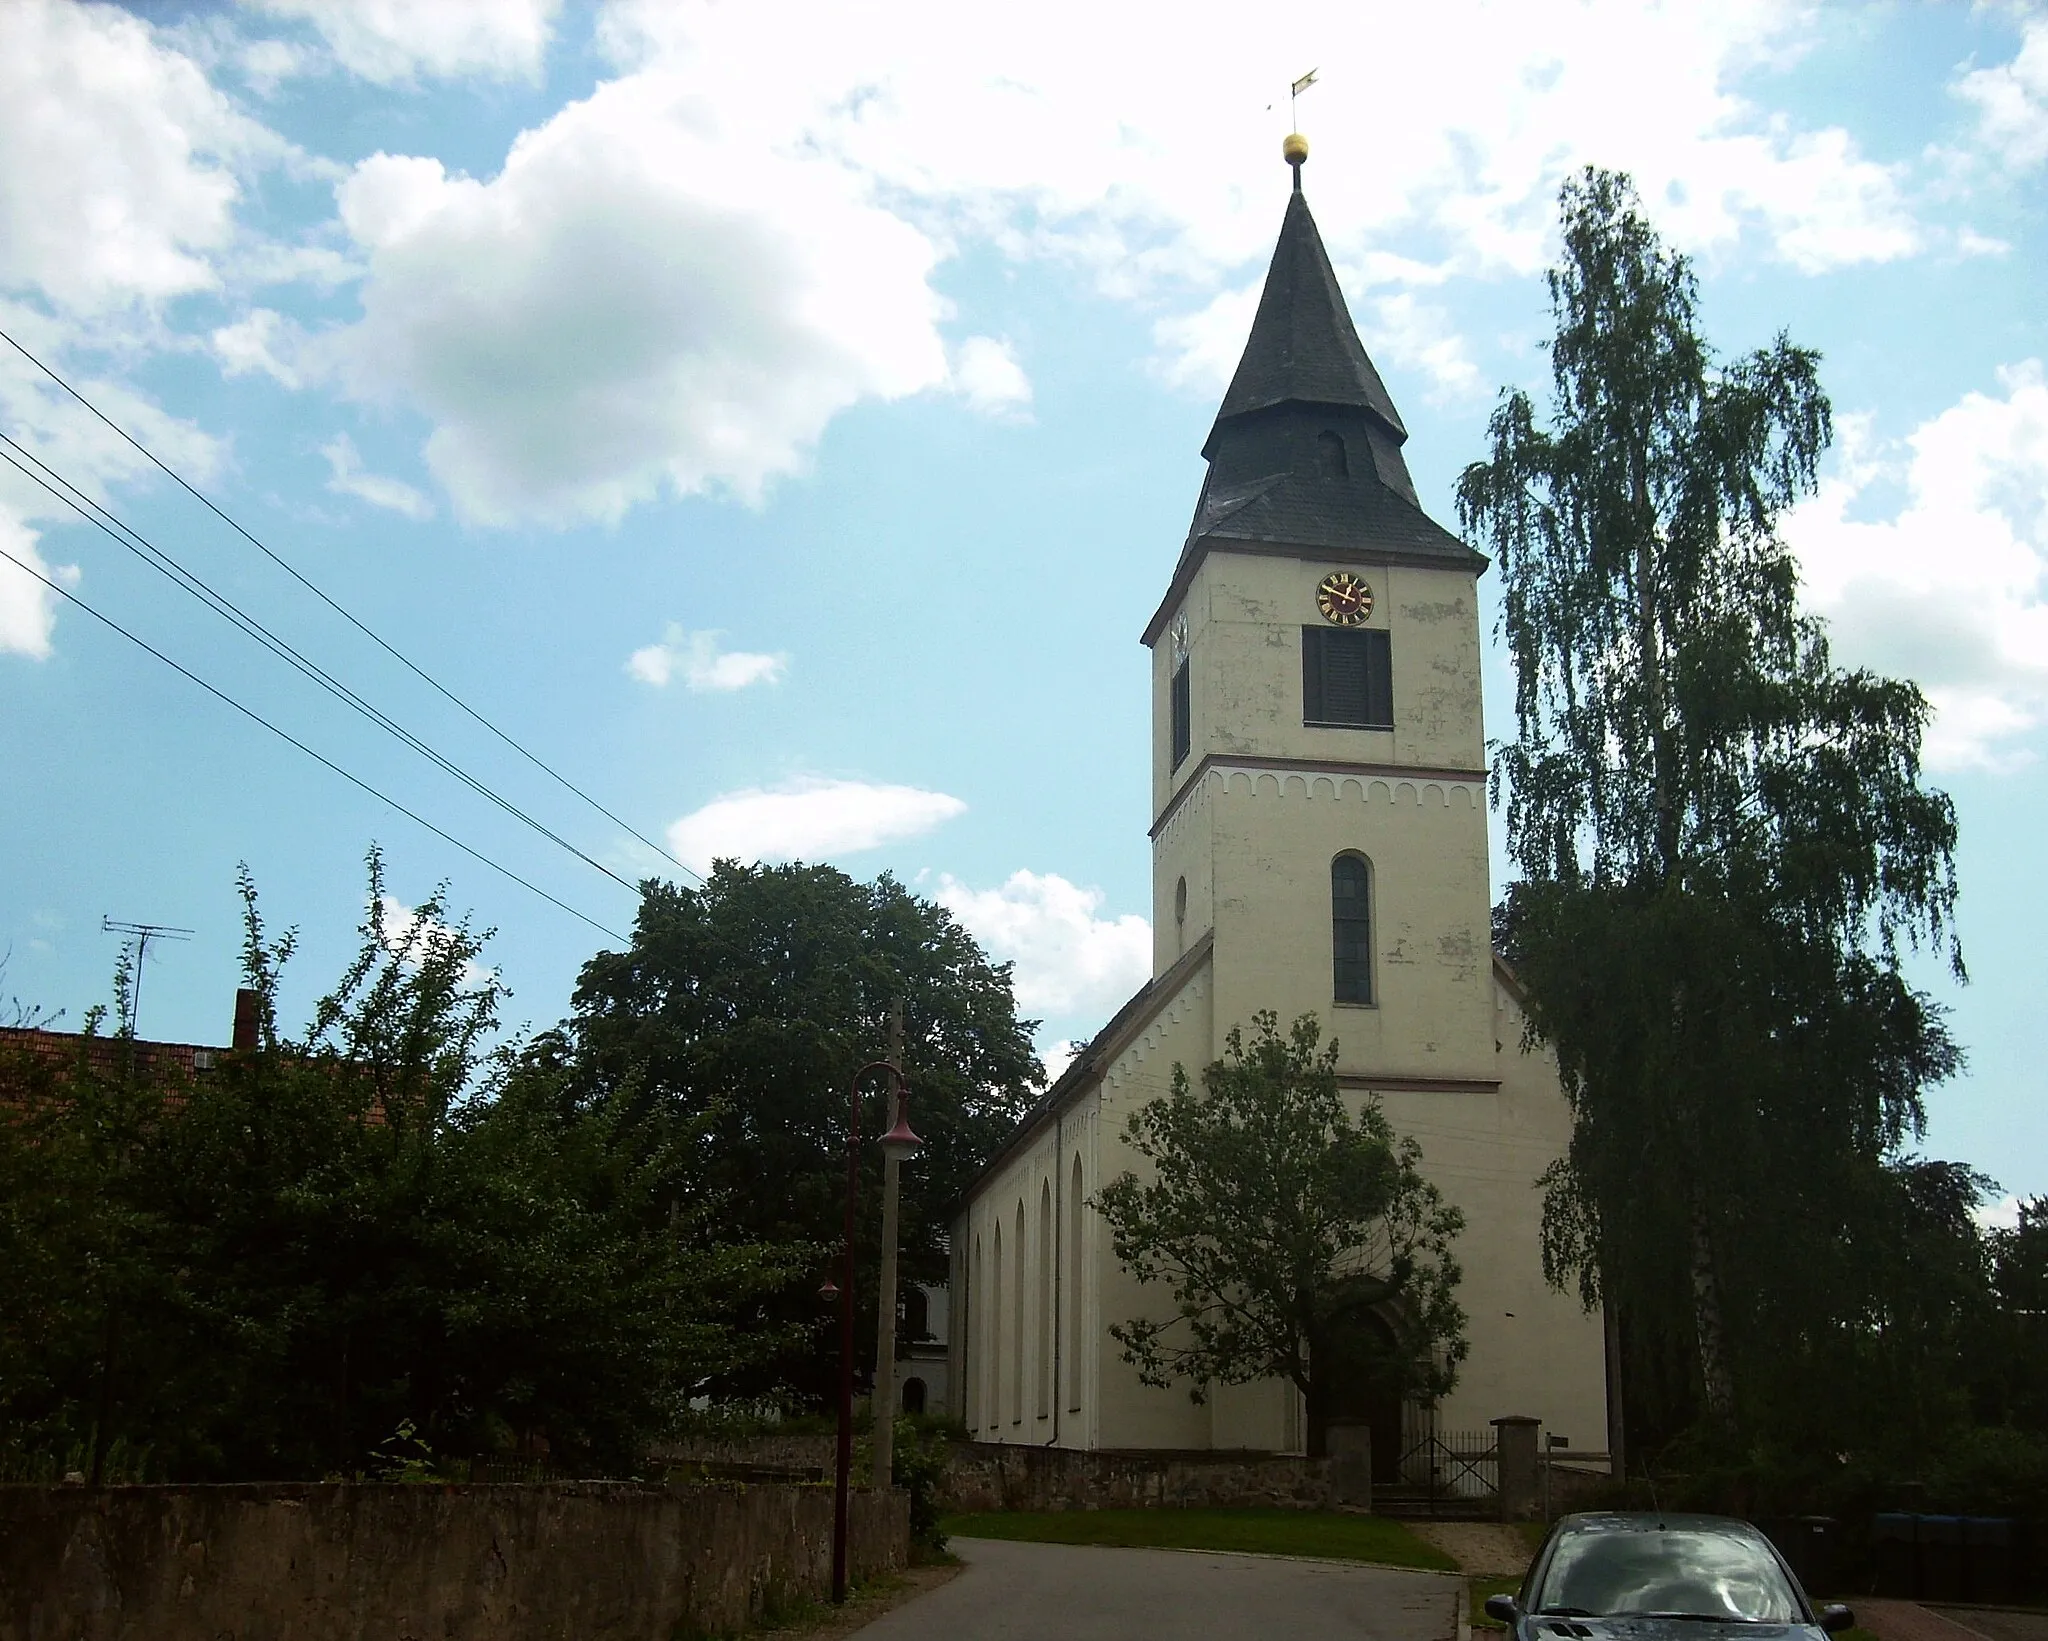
[{"left": 1207, "top": 189, "right": 1406, "bottom": 450}]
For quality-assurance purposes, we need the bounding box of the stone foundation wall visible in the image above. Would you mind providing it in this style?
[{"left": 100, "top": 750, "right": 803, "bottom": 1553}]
[
  {"left": 938, "top": 1444, "right": 1334, "bottom": 1513},
  {"left": 0, "top": 1480, "right": 908, "bottom": 1641}
]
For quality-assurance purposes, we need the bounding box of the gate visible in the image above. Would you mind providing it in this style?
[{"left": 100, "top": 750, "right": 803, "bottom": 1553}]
[{"left": 1392, "top": 1405, "right": 1499, "bottom": 1516}]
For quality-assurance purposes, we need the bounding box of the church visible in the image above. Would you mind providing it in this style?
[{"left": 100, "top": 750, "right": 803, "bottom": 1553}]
[{"left": 946, "top": 143, "right": 1609, "bottom": 1477}]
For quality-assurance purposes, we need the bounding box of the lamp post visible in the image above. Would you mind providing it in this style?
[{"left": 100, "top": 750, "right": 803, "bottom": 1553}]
[{"left": 831, "top": 1059, "right": 922, "bottom": 1605}]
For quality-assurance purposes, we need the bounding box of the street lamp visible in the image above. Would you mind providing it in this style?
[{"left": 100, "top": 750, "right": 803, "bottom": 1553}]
[{"left": 831, "top": 1059, "right": 923, "bottom": 1605}]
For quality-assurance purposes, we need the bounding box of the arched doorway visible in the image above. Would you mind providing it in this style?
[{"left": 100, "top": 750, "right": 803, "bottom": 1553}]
[
  {"left": 901, "top": 1377, "right": 927, "bottom": 1416},
  {"left": 1323, "top": 1308, "right": 1408, "bottom": 1484}
]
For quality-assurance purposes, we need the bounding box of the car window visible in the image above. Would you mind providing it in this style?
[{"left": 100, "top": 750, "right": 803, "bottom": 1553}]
[{"left": 1532, "top": 1526, "right": 1802, "bottom": 1622}]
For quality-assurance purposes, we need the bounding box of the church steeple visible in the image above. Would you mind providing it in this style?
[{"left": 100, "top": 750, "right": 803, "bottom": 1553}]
[
  {"left": 1164, "top": 157, "right": 1484, "bottom": 580},
  {"left": 1207, "top": 188, "right": 1407, "bottom": 450}
]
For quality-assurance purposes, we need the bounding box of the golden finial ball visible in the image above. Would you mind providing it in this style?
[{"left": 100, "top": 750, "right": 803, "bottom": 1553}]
[{"left": 1283, "top": 132, "right": 1310, "bottom": 167}]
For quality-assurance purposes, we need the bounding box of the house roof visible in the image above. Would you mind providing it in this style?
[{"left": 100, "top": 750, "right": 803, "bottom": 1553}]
[{"left": 1206, "top": 188, "right": 1406, "bottom": 446}]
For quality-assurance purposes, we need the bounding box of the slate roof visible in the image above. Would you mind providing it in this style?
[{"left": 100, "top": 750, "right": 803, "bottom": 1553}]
[
  {"left": 1186, "top": 466, "right": 1478, "bottom": 562},
  {"left": 1208, "top": 188, "right": 1406, "bottom": 442}
]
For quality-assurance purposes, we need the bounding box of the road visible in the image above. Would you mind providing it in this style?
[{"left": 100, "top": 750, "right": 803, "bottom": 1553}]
[{"left": 854, "top": 1536, "right": 1462, "bottom": 1641}]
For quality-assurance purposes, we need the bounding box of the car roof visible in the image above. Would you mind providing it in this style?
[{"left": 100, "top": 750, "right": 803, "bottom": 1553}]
[{"left": 1551, "top": 1512, "right": 1770, "bottom": 1535}]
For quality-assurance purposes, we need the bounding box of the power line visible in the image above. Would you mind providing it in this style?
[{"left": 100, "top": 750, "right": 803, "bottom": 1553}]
[
  {"left": 0, "top": 541, "right": 626, "bottom": 943},
  {"left": 0, "top": 434, "right": 641, "bottom": 899},
  {"left": 0, "top": 323, "right": 704, "bottom": 886}
]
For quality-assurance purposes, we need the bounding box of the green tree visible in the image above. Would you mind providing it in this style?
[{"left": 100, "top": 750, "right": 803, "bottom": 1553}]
[
  {"left": 1457, "top": 168, "right": 1964, "bottom": 1445},
  {"left": 0, "top": 851, "right": 805, "bottom": 1480},
  {"left": 545, "top": 860, "right": 1043, "bottom": 1406},
  {"left": 1093, "top": 1012, "right": 1467, "bottom": 1458}
]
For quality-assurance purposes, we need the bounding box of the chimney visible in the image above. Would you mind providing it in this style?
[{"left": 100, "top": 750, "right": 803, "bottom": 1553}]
[{"left": 232, "top": 988, "right": 261, "bottom": 1054}]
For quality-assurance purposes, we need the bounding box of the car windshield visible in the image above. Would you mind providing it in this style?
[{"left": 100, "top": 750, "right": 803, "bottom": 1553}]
[{"left": 1532, "top": 1525, "right": 1803, "bottom": 1623}]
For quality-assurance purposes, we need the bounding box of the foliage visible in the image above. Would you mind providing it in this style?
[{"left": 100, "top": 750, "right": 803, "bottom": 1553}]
[
  {"left": 0, "top": 850, "right": 806, "bottom": 1481},
  {"left": 941, "top": 1507, "right": 1456, "bottom": 1568},
  {"left": 1093, "top": 1012, "right": 1466, "bottom": 1457},
  {"left": 1457, "top": 167, "right": 1964, "bottom": 1447},
  {"left": 540, "top": 860, "right": 1043, "bottom": 1405}
]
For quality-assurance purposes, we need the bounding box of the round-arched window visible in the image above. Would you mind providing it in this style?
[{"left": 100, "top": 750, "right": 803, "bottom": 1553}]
[
  {"left": 1317, "top": 430, "right": 1349, "bottom": 478},
  {"left": 1332, "top": 853, "right": 1373, "bottom": 1004}
]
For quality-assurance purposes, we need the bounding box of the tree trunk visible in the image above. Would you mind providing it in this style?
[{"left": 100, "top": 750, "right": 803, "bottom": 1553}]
[
  {"left": 1304, "top": 1371, "right": 1331, "bottom": 1459},
  {"left": 1688, "top": 1193, "right": 1735, "bottom": 1426},
  {"left": 1603, "top": 1298, "right": 1627, "bottom": 1481}
]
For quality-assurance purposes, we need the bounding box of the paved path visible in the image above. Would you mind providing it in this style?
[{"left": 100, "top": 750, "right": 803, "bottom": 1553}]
[{"left": 852, "top": 1537, "right": 1460, "bottom": 1641}]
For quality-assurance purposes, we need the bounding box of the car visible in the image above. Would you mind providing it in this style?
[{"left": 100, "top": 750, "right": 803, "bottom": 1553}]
[{"left": 1485, "top": 1513, "right": 1855, "bottom": 1641}]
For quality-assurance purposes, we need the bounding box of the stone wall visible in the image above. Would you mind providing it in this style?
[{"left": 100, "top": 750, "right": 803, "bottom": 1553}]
[
  {"left": 938, "top": 1444, "right": 1334, "bottom": 1514},
  {"left": 0, "top": 1480, "right": 907, "bottom": 1641},
  {"left": 654, "top": 1433, "right": 1340, "bottom": 1515}
]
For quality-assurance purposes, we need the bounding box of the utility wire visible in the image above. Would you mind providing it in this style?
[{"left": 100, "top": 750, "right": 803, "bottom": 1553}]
[
  {"left": 0, "top": 324, "right": 704, "bottom": 885},
  {"left": 0, "top": 540, "right": 626, "bottom": 943},
  {"left": 0, "top": 434, "right": 639, "bottom": 899}
]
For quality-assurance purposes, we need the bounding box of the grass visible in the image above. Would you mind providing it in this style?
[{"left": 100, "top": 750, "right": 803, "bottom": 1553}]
[{"left": 941, "top": 1507, "right": 1458, "bottom": 1570}]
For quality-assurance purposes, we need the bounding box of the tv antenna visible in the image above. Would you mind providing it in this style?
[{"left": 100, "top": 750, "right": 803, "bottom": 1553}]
[{"left": 101, "top": 917, "right": 193, "bottom": 1037}]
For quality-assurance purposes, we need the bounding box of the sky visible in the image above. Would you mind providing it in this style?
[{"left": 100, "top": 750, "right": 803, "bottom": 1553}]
[{"left": 1, "top": 0, "right": 2043, "bottom": 1214}]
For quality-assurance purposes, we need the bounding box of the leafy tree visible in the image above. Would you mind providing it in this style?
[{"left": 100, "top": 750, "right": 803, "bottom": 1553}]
[
  {"left": 543, "top": 860, "right": 1044, "bottom": 1406},
  {"left": 1093, "top": 1012, "right": 1467, "bottom": 1458},
  {"left": 1457, "top": 168, "right": 1964, "bottom": 1444},
  {"left": 0, "top": 851, "right": 805, "bottom": 1480}
]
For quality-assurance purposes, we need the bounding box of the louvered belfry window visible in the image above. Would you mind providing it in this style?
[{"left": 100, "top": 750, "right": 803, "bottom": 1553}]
[
  {"left": 1302, "top": 626, "right": 1393, "bottom": 728},
  {"left": 1332, "top": 854, "right": 1373, "bottom": 1004},
  {"left": 1171, "top": 658, "right": 1191, "bottom": 768}
]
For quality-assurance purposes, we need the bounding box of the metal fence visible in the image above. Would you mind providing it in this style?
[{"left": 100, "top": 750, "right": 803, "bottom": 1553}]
[{"left": 1395, "top": 1406, "right": 1498, "bottom": 1512}]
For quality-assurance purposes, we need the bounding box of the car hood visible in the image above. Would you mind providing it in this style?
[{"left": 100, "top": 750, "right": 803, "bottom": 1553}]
[{"left": 1525, "top": 1619, "right": 1821, "bottom": 1641}]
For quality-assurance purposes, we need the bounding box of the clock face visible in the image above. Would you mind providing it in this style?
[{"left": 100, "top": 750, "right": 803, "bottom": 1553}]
[{"left": 1316, "top": 571, "right": 1374, "bottom": 626}]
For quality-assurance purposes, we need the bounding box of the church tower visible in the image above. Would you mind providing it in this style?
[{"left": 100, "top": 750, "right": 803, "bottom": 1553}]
[
  {"left": 953, "top": 141, "right": 1608, "bottom": 1470},
  {"left": 1141, "top": 146, "right": 1495, "bottom": 1092}
]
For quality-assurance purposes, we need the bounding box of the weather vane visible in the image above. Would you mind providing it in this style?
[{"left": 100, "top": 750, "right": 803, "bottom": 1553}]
[{"left": 1290, "top": 67, "right": 1319, "bottom": 130}]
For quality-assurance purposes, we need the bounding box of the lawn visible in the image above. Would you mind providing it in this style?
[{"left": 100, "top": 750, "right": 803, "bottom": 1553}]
[{"left": 941, "top": 1507, "right": 1458, "bottom": 1570}]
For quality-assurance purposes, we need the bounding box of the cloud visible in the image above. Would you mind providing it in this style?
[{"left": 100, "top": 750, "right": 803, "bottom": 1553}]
[
  {"left": 377, "top": 894, "right": 491, "bottom": 985},
  {"left": 951, "top": 336, "right": 1033, "bottom": 420},
  {"left": 328, "top": 78, "right": 950, "bottom": 526},
  {"left": 1955, "top": 13, "right": 2048, "bottom": 172},
  {"left": 320, "top": 432, "right": 434, "bottom": 519},
  {"left": 1974, "top": 1194, "right": 2028, "bottom": 1233},
  {"left": 0, "top": 0, "right": 276, "bottom": 314},
  {"left": 239, "top": 0, "right": 562, "bottom": 85},
  {"left": 212, "top": 308, "right": 311, "bottom": 388},
  {"left": 935, "top": 870, "right": 1151, "bottom": 1019},
  {"left": 627, "top": 625, "right": 787, "bottom": 691},
  {"left": 290, "top": 0, "right": 1943, "bottom": 529},
  {"left": 1784, "top": 364, "right": 2048, "bottom": 772},
  {"left": 666, "top": 777, "right": 965, "bottom": 874},
  {"left": 0, "top": 512, "right": 76, "bottom": 660}
]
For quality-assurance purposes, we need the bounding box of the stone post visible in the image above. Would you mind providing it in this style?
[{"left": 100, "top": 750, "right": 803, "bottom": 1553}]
[
  {"left": 1326, "top": 1420, "right": 1372, "bottom": 1510},
  {"left": 1492, "top": 1416, "right": 1542, "bottom": 1522}
]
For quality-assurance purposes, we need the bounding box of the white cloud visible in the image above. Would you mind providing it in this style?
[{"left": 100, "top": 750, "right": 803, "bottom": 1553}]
[
  {"left": 666, "top": 777, "right": 965, "bottom": 874},
  {"left": 1785, "top": 364, "right": 2048, "bottom": 772},
  {"left": 298, "top": 0, "right": 1939, "bottom": 529},
  {"left": 951, "top": 336, "right": 1033, "bottom": 420},
  {"left": 0, "top": 512, "right": 76, "bottom": 661},
  {"left": 1956, "top": 14, "right": 2048, "bottom": 172},
  {"left": 1974, "top": 1194, "right": 2028, "bottom": 1233},
  {"left": 377, "top": 894, "right": 490, "bottom": 985},
  {"left": 628, "top": 625, "right": 787, "bottom": 691},
  {"left": 0, "top": 0, "right": 275, "bottom": 314},
  {"left": 213, "top": 309, "right": 308, "bottom": 388},
  {"left": 239, "top": 0, "right": 561, "bottom": 85},
  {"left": 319, "top": 432, "right": 434, "bottom": 520},
  {"left": 936, "top": 870, "right": 1151, "bottom": 1019},
  {"left": 329, "top": 78, "right": 950, "bottom": 526}
]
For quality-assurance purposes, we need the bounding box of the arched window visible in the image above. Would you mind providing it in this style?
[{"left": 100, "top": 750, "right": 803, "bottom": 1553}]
[
  {"left": 1067, "top": 1154, "right": 1085, "bottom": 1415},
  {"left": 1317, "top": 429, "right": 1349, "bottom": 477},
  {"left": 970, "top": 1237, "right": 982, "bottom": 1433},
  {"left": 1037, "top": 1180, "right": 1054, "bottom": 1418},
  {"left": 901, "top": 1377, "right": 927, "bottom": 1415},
  {"left": 902, "top": 1284, "right": 931, "bottom": 1342},
  {"left": 1012, "top": 1202, "right": 1026, "bottom": 1424},
  {"left": 1332, "top": 853, "right": 1373, "bottom": 1004},
  {"left": 990, "top": 1223, "right": 1003, "bottom": 1436}
]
